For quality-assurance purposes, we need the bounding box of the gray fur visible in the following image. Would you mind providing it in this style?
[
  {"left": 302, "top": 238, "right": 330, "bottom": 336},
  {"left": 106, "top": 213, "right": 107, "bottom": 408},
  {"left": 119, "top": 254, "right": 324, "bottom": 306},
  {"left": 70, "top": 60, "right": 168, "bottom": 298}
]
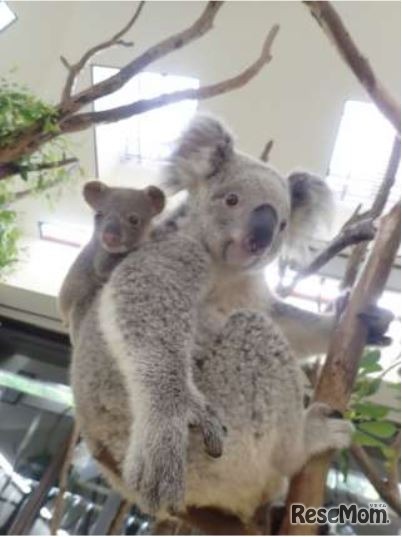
[
  {"left": 71, "top": 116, "right": 354, "bottom": 523},
  {"left": 59, "top": 181, "right": 165, "bottom": 343}
]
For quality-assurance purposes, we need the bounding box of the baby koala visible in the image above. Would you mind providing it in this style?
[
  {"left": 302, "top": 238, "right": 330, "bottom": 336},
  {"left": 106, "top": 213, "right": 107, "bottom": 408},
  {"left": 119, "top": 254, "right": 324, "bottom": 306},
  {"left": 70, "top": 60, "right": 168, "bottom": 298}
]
[{"left": 58, "top": 180, "right": 165, "bottom": 343}]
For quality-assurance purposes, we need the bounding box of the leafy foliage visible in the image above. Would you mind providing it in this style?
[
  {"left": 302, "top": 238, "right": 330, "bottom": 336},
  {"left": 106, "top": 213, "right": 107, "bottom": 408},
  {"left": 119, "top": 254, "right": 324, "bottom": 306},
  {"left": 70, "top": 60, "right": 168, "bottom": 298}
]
[
  {"left": 347, "top": 349, "right": 400, "bottom": 460},
  {"left": 0, "top": 77, "right": 59, "bottom": 148},
  {"left": 0, "top": 77, "right": 78, "bottom": 273},
  {"left": 0, "top": 201, "right": 20, "bottom": 274}
]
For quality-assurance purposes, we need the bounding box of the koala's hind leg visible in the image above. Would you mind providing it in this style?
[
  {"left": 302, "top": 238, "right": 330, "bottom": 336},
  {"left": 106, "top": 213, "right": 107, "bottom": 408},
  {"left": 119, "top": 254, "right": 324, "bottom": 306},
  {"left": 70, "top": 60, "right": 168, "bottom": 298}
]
[{"left": 303, "top": 402, "right": 354, "bottom": 461}]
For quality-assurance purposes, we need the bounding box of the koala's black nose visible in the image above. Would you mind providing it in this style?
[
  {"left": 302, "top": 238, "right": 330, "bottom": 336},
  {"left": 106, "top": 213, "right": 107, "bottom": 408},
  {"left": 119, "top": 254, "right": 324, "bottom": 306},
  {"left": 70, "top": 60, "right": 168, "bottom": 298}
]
[{"left": 247, "top": 204, "right": 278, "bottom": 253}]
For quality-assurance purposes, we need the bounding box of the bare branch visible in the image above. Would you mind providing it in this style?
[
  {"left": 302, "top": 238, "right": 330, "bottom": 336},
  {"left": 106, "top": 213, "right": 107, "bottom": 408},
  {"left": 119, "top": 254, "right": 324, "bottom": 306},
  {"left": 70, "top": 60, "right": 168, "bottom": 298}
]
[
  {"left": 351, "top": 443, "right": 401, "bottom": 516},
  {"left": 281, "top": 201, "right": 401, "bottom": 534},
  {"left": 0, "top": 157, "right": 78, "bottom": 181},
  {"left": 60, "top": 25, "right": 280, "bottom": 133},
  {"left": 278, "top": 218, "right": 377, "bottom": 297},
  {"left": 11, "top": 174, "right": 73, "bottom": 204},
  {"left": 341, "top": 135, "right": 401, "bottom": 289},
  {"left": 260, "top": 139, "right": 274, "bottom": 162},
  {"left": 304, "top": 1, "right": 401, "bottom": 133},
  {"left": 60, "top": 2, "right": 145, "bottom": 103},
  {"left": 59, "top": 1, "right": 225, "bottom": 116}
]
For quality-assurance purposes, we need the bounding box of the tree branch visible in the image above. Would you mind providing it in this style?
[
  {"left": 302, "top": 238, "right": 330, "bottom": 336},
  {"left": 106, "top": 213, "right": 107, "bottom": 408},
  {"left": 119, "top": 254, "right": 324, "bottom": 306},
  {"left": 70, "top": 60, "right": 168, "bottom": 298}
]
[
  {"left": 304, "top": 1, "right": 401, "bottom": 133},
  {"left": 0, "top": 157, "right": 78, "bottom": 181},
  {"left": 59, "top": 25, "right": 280, "bottom": 133},
  {"left": 350, "top": 443, "right": 401, "bottom": 516},
  {"left": 278, "top": 218, "right": 377, "bottom": 297},
  {"left": 280, "top": 201, "right": 401, "bottom": 535},
  {"left": 60, "top": 2, "right": 145, "bottom": 103},
  {"left": 260, "top": 139, "right": 274, "bottom": 162},
  {"left": 59, "top": 1, "right": 225, "bottom": 116},
  {"left": 341, "top": 135, "right": 401, "bottom": 289}
]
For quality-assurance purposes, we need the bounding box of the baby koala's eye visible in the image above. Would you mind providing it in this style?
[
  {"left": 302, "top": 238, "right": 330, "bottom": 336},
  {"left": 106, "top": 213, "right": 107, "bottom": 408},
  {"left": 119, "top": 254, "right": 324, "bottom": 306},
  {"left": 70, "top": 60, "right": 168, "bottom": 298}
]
[
  {"left": 280, "top": 220, "right": 287, "bottom": 232},
  {"left": 95, "top": 211, "right": 104, "bottom": 220},
  {"left": 128, "top": 214, "right": 140, "bottom": 226},
  {"left": 225, "top": 193, "right": 239, "bottom": 207}
]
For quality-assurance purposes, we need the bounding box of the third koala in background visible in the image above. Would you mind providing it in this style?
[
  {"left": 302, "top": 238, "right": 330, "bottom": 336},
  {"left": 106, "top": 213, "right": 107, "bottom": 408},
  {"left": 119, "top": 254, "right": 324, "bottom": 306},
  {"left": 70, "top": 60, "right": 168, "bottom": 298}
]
[{"left": 58, "top": 180, "right": 165, "bottom": 343}]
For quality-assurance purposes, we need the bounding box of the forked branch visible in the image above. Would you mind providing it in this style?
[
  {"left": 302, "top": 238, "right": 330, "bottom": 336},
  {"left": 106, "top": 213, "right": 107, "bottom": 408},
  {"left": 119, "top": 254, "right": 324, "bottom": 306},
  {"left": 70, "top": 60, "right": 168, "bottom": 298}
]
[
  {"left": 60, "top": 1, "right": 145, "bottom": 103},
  {"left": 60, "top": 25, "right": 280, "bottom": 132},
  {"left": 59, "top": 1, "right": 225, "bottom": 116}
]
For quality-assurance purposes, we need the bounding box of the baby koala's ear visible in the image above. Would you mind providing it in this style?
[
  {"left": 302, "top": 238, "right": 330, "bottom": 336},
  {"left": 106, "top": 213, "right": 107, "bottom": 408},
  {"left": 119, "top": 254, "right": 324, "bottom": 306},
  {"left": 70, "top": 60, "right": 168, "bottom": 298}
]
[
  {"left": 164, "top": 115, "right": 234, "bottom": 193},
  {"left": 145, "top": 185, "right": 166, "bottom": 216},
  {"left": 83, "top": 181, "right": 109, "bottom": 209}
]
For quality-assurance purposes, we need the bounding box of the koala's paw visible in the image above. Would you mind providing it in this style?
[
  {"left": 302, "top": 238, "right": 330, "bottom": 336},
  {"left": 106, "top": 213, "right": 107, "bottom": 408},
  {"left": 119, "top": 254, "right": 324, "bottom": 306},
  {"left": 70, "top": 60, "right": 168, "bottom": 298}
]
[
  {"left": 305, "top": 403, "right": 354, "bottom": 456},
  {"left": 358, "top": 304, "right": 394, "bottom": 346},
  {"left": 188, "top": 398, "right": 227, "bottom": 458},
  {"left": 335, "top": 293, "right": 393, "bottom": 347},
  {"left": 123, "top": 426, "right": 186, "bottom": 515}
]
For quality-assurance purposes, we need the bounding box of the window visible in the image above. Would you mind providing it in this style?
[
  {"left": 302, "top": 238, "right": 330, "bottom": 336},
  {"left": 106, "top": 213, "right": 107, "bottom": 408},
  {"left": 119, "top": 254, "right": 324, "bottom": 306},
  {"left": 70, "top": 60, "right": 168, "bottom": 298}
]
[
  {"left": 0, "top": 1, "right": 16, "bottom": 32},
  {"left": 326, "top": 100, "right": 400, "bottom": 213},
  {"left": 93, "top": 66, "right": 199, "bottom": 177}
]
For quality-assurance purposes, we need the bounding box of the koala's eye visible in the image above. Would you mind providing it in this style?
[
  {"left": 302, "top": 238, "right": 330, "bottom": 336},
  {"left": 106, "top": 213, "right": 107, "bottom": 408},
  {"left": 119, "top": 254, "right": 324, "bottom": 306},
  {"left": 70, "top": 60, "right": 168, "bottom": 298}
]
[
  {"left": 225, "top": 193, "right": 239, "bottom": 207},
  {"left": 128, "top": 214, "right": 140, "bottom": 226},
  {"left": 280, "top": 220, "right": 287, "bottom": 232},
  {"left": 95, "top": 211, "right": 103, "bottom": 220}
]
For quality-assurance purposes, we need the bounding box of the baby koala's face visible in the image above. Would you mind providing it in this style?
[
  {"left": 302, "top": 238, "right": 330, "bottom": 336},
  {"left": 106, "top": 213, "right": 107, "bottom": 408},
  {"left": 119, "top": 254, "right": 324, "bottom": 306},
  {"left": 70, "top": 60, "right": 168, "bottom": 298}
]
[{"left": 83, "top": 181, "right": 165, "bottom": 254}]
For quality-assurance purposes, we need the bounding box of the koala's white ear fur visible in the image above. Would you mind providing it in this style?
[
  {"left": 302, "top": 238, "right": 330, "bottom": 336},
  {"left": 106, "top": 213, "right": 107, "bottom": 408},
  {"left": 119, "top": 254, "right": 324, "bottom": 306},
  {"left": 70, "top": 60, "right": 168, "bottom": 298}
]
[
  {"left": 83, "top": 181, "right": 109, "bottom": 209},
  {"left": 164, "top": 115, "right": 234, "bottom": 193},
  {"left": 284, "top": 172, "right": 334, "bottom": 262}
]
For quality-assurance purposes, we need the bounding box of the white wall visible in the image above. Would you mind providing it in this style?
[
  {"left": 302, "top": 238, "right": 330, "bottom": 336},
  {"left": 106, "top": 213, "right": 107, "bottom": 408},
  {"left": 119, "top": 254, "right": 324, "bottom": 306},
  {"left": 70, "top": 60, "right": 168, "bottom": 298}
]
[{"left": 1, "top": 1, "right": 400, "bottom": 235}]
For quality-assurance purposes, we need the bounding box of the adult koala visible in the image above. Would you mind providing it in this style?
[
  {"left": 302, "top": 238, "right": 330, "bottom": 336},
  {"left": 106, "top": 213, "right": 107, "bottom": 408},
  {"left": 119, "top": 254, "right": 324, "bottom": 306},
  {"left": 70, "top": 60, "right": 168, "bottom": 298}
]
[{"left": 71, "top": 116, "right": 388, "bottom": 532}]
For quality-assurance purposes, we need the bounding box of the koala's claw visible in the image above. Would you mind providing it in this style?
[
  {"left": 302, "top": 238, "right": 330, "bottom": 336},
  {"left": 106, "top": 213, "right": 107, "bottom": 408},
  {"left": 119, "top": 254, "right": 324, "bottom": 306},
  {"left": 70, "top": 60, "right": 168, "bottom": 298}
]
[
  {"left": 358, "top": 305, "right": 394, "bottom": 346},
  {"left": 305, "top": 402, "right": 354, "bottom": 455},
  {"left": 335, "top": 294, "right": 393, "bottom": 347},
  {"left": 123, "top": 427, "right": 186, "bottom": 515},
  {"left": 189, "top": 401, "right": 226, "bottom": 458}
]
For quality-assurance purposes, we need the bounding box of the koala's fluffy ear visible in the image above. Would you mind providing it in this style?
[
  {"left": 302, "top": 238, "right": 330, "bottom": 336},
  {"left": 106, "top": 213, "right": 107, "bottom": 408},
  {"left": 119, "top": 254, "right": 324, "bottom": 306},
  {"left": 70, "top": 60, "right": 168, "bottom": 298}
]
[
  {"left": 83, "top": 181, "right": 109, "bottom": 209},
  {"left": 145, "top": 185, "right": 166, "bottom": 216},
  {"left": 284, "top": 172, "right": 334, "bottom": 263},
  {"left": 164, "top": 115, "right": 234, "bottom": 193}
]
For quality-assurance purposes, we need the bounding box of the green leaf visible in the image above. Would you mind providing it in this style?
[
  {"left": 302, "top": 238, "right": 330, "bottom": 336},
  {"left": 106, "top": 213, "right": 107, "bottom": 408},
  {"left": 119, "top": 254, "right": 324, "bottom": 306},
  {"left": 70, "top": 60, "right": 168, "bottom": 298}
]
[
  {"left": 353, "top": 430, "right": 387, "bottom": 448},
  {"left": 365, "top": 378, "right": 382, "bottom": 396},
  {"left": 359, "top": 350, "right": 381, "bottom": 371},
  {"left": 354, "top": 402, "right": 390, "bottom": 419},
  {"left": 358, "top": 421, "right": 397, "bottom": 439},
  {"left": 20, "top": 168, "right": 29, "bottom": 181}
]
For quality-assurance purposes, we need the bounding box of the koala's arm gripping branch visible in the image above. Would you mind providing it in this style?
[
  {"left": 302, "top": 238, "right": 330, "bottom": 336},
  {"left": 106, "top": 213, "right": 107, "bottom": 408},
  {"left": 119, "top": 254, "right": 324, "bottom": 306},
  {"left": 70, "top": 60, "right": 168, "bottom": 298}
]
[
  {"left": 280, "top": 202, "right": 401, "bottom": 535},
  {"left": 270, "top": 301, "right": 335, "bottom": 359}
]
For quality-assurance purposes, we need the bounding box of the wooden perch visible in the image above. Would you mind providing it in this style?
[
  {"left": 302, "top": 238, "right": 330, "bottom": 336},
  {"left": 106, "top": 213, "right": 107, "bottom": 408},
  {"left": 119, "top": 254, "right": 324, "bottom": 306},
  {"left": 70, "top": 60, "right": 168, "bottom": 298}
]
[
  {"left": 304, "top": 1, "right": 401, "bottom": 134},
  {"left": 280, "top": 201, "right": 401, "bottom": 535},
  {"left": 60, "top": 1, "right": 145, "bottom": 103},
  {"left": 60, "top": 25, "right": 279, "bottom": 132}
]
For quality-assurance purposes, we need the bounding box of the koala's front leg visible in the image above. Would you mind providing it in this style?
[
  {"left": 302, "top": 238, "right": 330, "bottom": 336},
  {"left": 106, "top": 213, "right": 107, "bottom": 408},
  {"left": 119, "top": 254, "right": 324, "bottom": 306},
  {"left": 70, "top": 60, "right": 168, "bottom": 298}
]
[
  {"left": 98, "top": 238, "right": 225, "bottom": 514},
  {"left": 270, "top": 300, "right": 335, "bottom": 358},
  {"left": 270, "top": 297, "right": 393, "bottom": 359}
]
